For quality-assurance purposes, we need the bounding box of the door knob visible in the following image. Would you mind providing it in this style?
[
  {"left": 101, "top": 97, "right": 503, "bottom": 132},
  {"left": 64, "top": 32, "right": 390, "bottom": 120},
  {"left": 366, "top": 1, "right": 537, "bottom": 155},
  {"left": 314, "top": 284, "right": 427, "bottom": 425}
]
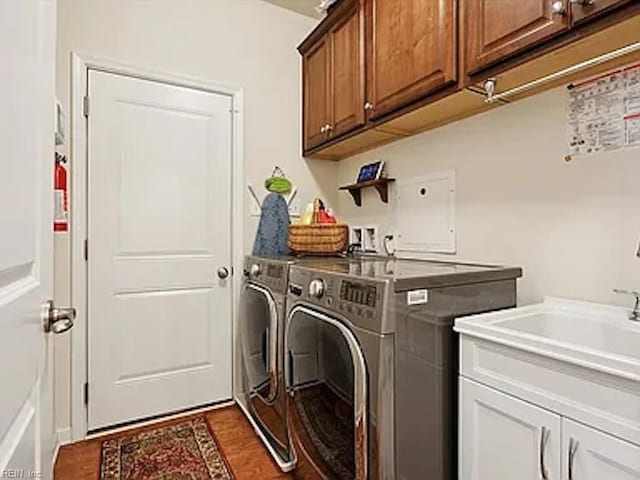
[
  {"left": 43, "top": 300, "right": 76, "bottom": 334},
  {"left": 217, "top": 267, "right": 230, "bottom": 279}
]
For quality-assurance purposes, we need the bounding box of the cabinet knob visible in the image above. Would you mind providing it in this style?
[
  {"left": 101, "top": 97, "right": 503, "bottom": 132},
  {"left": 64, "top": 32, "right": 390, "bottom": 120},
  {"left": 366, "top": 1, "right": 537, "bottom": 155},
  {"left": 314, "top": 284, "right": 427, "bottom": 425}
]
[
  {"left": 325, "top": 124, "right": 333, "bottom": 132},
  {"left": 320, "top": 125, "right": 327, "bottom": 134},
  {"left": 551, "top": 0, "right": 566, "bottom": 14},
  {"left": 364, "top": 102, "right": 374, "bottom": 111}
]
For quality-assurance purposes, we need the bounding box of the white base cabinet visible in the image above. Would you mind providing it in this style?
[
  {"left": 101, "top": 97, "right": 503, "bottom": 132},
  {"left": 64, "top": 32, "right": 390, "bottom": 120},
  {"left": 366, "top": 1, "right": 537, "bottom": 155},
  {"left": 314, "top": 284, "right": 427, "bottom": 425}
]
[
  {"left": 460, "top": 378, "right": 640, "bottom": 480},
  {"left": 460, "top": 378, "right": 561, "bottom": 480}
]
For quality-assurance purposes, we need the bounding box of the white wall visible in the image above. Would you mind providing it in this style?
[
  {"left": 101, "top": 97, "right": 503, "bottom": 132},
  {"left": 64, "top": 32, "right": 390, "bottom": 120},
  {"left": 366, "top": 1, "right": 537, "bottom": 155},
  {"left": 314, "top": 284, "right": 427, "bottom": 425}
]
[
  {"left": 336, "top": 87, "right": 640, "bottom": 307},
  {"left": 54, "top": 0, "right": 330, "bottom": 435}
]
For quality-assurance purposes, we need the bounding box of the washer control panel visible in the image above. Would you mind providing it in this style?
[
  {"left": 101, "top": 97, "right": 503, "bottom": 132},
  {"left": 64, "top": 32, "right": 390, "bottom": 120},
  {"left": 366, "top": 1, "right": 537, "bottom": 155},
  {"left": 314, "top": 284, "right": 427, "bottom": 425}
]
[
  {"left": 340, "top": 280, "right": 377, "bottom": 308},
  {"left": 288, "top": 266, "right": 386, "bottom": 331},
  {"left": 335, "top": 279, "right": 379, "bottom": 321},
  {"left": 244, "top": 256, "right": 290, "bottom": 294}
]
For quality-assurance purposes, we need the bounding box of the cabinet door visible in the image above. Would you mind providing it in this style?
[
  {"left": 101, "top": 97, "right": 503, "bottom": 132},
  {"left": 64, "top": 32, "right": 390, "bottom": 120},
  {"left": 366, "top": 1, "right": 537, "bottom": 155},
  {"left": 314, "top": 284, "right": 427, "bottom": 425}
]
[
  {"left": 562, "top": 419, "right": 640, "bottom": 480},
  {"left": 460, "top": 378, "right": 561, "bottom": 480},
  {"left": 365, "top": 0, "right": 457, "bottom": 120},
  {"left": 464, "top": 0, "right": 570, "bottom": 75},
  {"left": 303, "top": 37, "right": 331, "bottom": 150},
  {"left": 571, "top": 0, "right": 631, "bottom": 25},
  {"left": 328, "top": 2, "right": 365, "bottom": 139}
]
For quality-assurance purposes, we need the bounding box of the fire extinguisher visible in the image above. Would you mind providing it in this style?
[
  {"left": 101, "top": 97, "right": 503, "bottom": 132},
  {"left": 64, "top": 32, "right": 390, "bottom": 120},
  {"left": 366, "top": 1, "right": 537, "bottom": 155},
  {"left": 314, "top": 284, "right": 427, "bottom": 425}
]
[{"left": 54, "top": 152, "right": 68, "bottom": 232}]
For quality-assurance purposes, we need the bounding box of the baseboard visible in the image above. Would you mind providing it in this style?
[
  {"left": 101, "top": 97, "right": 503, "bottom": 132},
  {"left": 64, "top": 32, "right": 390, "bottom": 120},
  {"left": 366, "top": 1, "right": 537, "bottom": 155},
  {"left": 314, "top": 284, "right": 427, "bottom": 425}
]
[{"left": 85, "top": 399, "right": 236, "bottom": 440}]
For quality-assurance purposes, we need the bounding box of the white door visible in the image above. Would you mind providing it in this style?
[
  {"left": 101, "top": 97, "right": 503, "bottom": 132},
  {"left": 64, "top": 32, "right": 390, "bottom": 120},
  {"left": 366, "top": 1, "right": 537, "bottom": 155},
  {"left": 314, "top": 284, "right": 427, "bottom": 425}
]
[
  {"left": 87, "top": 71, "right": 233, "bottom": 429},
  {"left": 459, "top": 378, "right": 562, "bottom": 480},
  {"left": 0, "top": 1, "right": 58, "bottom": 478},
  {"left": 562, "top": 418, "right": 640, "bottom": 480}
]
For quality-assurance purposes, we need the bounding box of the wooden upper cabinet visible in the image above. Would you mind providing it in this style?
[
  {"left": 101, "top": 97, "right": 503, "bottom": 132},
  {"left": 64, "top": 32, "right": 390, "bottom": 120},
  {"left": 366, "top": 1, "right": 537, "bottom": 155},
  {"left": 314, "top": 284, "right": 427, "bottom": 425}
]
[
  {"left": 464, "top": 0, "right": 570, "bottom": 75},
  {"left": 365, "top": 0, "right": 457, "bottom": 120},
  {"left": 571, "top": 0, "right": 631, "bottom": 25},
  {"left": 328, "top": 2, "right": 365, "bottom": 139},
  {"left": 299, "top": 0, "right": 640, "bottom": 158},
  {"left": 303, "top": 37, "right": 331, "bottom": 151}
]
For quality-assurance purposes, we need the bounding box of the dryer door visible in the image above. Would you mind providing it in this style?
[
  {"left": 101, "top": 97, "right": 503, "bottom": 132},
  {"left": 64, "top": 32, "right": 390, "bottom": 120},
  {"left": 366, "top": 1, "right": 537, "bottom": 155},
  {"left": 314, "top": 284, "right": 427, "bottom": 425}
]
[
  {"left": 240, "top": 283, "right": 278, "bottom": 403},
  {"left": 286, "top": 305, "right": 368, "bottom": 480}
]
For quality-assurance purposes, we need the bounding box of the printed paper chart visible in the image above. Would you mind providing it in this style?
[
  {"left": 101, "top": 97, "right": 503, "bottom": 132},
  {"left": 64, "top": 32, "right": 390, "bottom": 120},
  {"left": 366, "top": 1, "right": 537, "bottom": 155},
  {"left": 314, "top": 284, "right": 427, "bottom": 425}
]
[{"left": 568, "top": 63, "right": 640, "bottom": 156}]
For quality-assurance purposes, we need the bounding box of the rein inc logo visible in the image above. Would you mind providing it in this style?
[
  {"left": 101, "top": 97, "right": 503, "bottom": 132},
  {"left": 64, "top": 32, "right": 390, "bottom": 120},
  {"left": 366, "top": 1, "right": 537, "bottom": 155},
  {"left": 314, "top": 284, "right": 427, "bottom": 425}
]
[{"left": 2, "top": 470, "right": 42, "bottom": 479}]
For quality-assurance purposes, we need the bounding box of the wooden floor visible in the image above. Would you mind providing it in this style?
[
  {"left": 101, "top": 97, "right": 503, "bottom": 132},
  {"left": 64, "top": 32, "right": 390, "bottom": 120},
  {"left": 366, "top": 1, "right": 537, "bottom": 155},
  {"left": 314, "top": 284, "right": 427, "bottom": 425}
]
[{"left": 54, "top": 405, "right": 292, "bottom": 479}]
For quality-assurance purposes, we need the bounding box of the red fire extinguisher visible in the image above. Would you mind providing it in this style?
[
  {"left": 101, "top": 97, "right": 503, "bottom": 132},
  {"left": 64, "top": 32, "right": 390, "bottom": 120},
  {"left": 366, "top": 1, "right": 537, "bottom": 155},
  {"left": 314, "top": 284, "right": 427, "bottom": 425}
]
[{"left": 54, "top": 153, "right": 68, "bottom": 232}]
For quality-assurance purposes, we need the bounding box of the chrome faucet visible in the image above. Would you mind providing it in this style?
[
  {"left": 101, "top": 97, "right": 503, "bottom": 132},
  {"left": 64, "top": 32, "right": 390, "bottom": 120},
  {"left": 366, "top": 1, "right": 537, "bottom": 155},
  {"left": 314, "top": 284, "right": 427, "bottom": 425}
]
[{"left": 613, "top": 289, "right": 640, "bottom": 321}]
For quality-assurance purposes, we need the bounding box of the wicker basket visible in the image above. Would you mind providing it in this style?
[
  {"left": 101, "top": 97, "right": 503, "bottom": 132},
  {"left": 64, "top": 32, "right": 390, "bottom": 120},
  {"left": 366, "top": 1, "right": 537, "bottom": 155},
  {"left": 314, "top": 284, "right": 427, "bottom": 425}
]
[{"left": 288, "top": 224, "right": 349, "bottom": 255}]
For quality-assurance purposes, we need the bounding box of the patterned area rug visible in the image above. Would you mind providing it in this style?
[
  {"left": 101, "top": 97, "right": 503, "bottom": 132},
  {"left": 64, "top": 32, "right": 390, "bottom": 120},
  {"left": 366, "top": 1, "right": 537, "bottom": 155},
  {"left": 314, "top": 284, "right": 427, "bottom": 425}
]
[{"left": 100, "top": 417, "right": 234, "bottom": 480}]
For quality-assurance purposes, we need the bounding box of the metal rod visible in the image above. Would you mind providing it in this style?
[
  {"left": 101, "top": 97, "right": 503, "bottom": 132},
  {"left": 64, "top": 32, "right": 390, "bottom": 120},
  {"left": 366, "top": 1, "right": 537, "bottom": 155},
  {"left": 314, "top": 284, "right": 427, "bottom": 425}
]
[{"left": 485, "top": 42, "right": 640, "bottom": 103}]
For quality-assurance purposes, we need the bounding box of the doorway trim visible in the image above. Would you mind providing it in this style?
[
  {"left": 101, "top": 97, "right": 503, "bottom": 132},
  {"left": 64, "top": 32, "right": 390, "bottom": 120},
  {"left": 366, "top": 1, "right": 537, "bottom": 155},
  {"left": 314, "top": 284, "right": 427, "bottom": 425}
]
[{"left": 69, "top": 52, "right": 244, "bottom": 440}]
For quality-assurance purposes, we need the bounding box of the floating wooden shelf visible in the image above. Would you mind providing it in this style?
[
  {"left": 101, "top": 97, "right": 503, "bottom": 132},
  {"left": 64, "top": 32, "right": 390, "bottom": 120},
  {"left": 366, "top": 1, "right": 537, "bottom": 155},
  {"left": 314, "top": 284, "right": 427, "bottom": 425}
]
[{"left": 339, "top": 178, "right": 395, "bottom": 207}]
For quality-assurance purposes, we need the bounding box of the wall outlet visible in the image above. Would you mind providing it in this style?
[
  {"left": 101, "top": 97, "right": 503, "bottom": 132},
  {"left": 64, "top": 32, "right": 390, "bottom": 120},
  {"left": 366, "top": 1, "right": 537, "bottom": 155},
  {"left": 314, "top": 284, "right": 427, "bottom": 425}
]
[
  {"left": 363, "top": 226, "right": 378, "bottom": 252},
  {"left": 351, "top": 226, "right": 363, "bottom": 247}
]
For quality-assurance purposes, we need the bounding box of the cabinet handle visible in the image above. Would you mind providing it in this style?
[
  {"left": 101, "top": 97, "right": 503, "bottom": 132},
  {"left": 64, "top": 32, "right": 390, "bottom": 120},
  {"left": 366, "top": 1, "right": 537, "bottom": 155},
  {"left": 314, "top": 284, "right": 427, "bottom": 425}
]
[
  {"left": 570, "top": 0, "right": 593, "bottom": 4},
  {"left": 568, "top": 438, "right": 579, "bottom": 480},
  {"left": 364, "top": 101, "right": 374, "bottom": 111},
  {"left": 552, "top": 0, "right": 567, "bottom": 14},
  {"left": 539, "top": 427, "right": 551, "bottom": 480}
]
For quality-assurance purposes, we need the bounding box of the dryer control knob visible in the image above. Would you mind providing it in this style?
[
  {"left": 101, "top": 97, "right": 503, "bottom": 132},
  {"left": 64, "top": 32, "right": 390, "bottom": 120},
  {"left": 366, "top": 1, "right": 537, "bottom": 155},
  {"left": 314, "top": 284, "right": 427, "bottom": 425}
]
[
  {"left": 309, "top": 279, "right": 325, "bottom": 299},
  {"left": 250, "top": 263, "right": 261, "bottom": 277}
]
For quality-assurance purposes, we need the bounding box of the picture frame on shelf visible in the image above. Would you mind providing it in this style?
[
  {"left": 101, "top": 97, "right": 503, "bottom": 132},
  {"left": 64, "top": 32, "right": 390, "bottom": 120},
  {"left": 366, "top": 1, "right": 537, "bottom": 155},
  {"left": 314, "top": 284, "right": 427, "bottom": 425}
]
[{"left": 356, "top": 160, "right": 385, "bottom": 184}]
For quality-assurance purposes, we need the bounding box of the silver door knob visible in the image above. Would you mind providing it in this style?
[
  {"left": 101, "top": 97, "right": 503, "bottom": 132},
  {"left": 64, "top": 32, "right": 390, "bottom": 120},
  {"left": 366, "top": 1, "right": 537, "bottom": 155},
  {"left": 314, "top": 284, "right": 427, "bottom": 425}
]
[
  {"left": 551, "top": 0, "right": 566, "bottom": 14},
  {"left": 217, "top": 267, "right": 230, "bottom": 279},
  {"left": 44, "top": 300, "right": 76, "bottom": 334}
]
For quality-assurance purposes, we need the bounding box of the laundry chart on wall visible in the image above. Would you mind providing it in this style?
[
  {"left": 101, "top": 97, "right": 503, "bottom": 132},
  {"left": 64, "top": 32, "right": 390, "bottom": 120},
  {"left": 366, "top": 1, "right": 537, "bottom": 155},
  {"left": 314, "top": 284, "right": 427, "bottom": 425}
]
[{"left": 567, "top": 62, "right": 640, "bottom": 157}]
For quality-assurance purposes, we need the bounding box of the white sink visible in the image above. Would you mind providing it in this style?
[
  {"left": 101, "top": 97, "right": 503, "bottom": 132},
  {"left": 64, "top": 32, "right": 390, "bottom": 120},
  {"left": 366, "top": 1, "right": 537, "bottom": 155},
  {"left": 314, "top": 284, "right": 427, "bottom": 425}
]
[{"left": 454, "top": 297, "right": 640, "bottom": 382}]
